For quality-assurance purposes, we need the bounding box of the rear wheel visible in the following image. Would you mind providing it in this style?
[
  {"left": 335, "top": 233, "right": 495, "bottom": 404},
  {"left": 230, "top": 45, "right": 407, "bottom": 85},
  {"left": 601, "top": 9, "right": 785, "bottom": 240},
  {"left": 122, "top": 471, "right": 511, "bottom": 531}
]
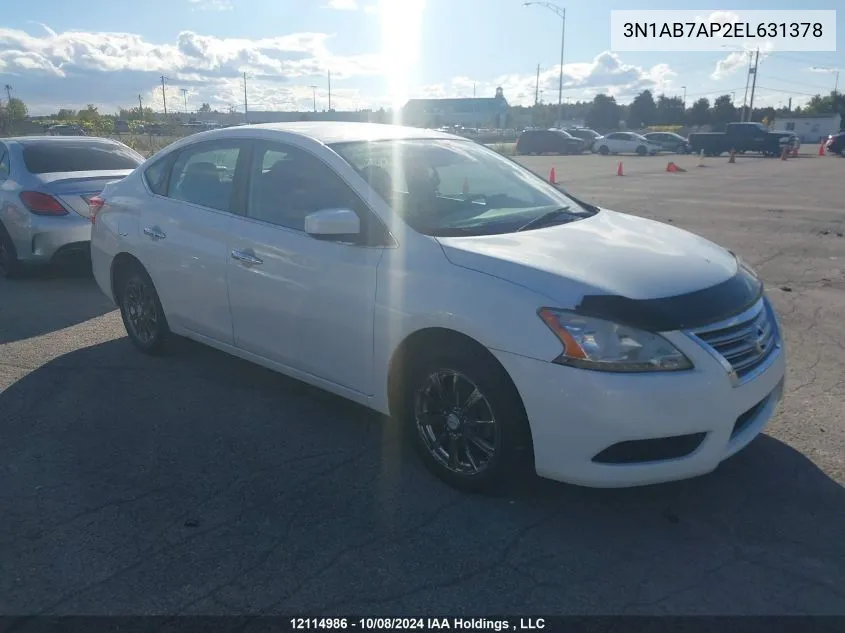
[
  {"left": 116, "top": 263, "right": 170, "bottom": 354},
  {"left": 0, "top": 225, "right": 21, "bottom": 279},
  {"left": 598, "top": 145, "right": 609, "bottom": 155},
  {"left": 636, "top": 145, "right": 647, "bottom": 156},
  {"left": 401, "top": 346, "right": 533, "bottom": 493}
]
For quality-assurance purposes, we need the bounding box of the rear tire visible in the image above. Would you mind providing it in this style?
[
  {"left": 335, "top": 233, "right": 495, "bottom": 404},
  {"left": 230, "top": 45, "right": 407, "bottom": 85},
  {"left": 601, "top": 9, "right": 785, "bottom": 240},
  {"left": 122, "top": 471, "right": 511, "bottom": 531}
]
[
  {"left": 0, "top": 224, "right": 22, "bottom": 280},
  {"left": 116, "top": 262, "right": 171, "bottom": 355},
  {"left": 598, "top": 145, "right": 609, "bottom": 155},
  {"left": 636, "top": 145, "right": 647, "bottom": 156},
  {"left": 400, "top": 346, "right": 533, "bottom": 493}
]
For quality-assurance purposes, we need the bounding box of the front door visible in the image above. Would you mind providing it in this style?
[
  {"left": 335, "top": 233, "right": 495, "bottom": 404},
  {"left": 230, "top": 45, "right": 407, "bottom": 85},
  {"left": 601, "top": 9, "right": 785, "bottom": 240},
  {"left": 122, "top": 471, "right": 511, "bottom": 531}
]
[
  {"left": 226, "top": 139, "right": 386, "bottom": 395},
  {"left": 137, "top": 139, "right": 247, "bottom": 344}
]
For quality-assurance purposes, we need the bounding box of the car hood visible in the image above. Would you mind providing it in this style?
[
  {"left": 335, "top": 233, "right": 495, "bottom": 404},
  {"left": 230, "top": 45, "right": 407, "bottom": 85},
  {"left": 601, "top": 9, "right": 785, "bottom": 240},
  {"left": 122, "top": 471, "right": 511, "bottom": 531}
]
[{"left": 436, "top": 209, "right": 738, "bottom": 305}]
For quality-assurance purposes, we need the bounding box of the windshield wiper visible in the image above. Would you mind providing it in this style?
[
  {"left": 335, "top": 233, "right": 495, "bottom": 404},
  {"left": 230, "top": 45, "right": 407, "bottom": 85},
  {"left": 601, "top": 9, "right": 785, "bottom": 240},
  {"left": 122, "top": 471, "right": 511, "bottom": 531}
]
[{"left": 516, "top": 207, "right": 575, "bottom": 232}]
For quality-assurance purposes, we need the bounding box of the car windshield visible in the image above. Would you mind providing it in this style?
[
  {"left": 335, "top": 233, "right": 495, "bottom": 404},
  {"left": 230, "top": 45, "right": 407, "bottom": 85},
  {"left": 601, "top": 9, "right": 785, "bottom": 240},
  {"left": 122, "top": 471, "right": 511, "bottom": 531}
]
[
  {"left": 331, "top": 138, "right": 596, "bottom": 237},
  {"left": 22, "top": 141, "right": 144, "bottom": 174}
]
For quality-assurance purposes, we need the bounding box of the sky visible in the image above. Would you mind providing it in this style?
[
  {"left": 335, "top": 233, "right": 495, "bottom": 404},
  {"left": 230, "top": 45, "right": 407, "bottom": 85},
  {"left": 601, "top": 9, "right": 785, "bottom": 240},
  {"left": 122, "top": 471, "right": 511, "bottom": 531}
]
[{"left": 0, "top": 0, "right": 842, "bottom": 116}]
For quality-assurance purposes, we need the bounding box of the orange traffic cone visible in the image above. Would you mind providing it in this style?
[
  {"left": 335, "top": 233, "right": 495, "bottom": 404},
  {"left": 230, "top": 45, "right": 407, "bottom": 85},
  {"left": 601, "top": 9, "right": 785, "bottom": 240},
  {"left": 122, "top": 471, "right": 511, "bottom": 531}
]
[
  {"left": 728, "top": 150, "right": 736, "bottom": 163},
  {"left": 819, "top": 141, "right": 826, "bottom": 156},
  {"left": 548, "top": 167, "right": 556, "bottom": 184},
  {"left": 666, "top": 161, "right": 685, "bottom": 173},
  {"left": 616, "top": 161, "right": 624, "bottom": 176}
]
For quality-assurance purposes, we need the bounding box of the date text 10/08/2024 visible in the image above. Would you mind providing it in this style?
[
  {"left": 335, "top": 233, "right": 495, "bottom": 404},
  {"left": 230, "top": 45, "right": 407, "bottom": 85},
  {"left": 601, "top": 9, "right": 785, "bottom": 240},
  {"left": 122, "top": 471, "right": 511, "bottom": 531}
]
[{"left": 290, "top": 618, "right": 546, "bottom": 631}]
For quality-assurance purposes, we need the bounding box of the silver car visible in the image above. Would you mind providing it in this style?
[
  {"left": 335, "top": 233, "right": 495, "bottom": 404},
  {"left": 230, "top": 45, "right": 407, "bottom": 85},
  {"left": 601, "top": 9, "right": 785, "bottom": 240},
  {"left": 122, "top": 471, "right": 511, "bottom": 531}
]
[{"left": 0, "top": 136, "right": 144, "bottom": 278}]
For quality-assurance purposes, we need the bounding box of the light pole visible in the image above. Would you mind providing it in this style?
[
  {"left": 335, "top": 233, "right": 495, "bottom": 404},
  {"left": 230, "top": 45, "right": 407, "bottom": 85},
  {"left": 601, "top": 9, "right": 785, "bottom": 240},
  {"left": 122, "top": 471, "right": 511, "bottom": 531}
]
[
  {"left": 525, "top": 2, "right": 565, "bottom": 127},
  {"left": 681, "top": 85, "right": 687, "bottom": 109}
]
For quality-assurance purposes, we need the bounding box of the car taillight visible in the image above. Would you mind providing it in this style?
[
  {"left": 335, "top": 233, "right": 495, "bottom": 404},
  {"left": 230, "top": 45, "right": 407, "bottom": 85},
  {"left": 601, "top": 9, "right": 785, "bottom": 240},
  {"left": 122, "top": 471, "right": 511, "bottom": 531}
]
[
  {"left": 88, "top": 195, "right": 105, "bottom": 224},
  {"left": 19, "top": 191, "right": 68, "bottom": 216}
]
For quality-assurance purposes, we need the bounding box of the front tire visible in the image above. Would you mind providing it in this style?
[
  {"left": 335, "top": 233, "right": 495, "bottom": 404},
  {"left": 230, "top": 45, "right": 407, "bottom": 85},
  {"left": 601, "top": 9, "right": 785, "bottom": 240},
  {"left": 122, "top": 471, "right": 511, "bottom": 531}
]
[
  {"left": 401, "top": 346, "right": 533, "bottom": 493},
  {"left": 636, "top": 145, "right": 647, "bottom": 156},
  {"left": 117, "top": 263, "right": 170, "bottom": 354},
  {"left": 598, "top": 145, "right": 609, "bottom": 155}
]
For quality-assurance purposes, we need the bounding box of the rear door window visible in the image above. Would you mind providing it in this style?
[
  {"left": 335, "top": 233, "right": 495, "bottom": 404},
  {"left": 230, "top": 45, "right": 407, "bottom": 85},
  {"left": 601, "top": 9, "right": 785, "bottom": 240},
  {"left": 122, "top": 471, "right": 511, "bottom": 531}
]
[
  {"left": 167, "top": 141, "right": 243, "bottom": 212},
  {"left": 22, "top": 141, "right": 143, "bottom": 174},
  {"left": 0, "top": 147, "right": 9, "bottom": 183}
]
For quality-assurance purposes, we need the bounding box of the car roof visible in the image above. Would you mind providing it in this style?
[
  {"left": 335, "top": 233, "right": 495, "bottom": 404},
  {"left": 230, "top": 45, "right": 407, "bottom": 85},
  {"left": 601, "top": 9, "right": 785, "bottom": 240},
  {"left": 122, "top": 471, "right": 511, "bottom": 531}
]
[
  {"left": 3, "top": 136, "right": 120, "bottom": 146},
  {"left": 209, "top": 121, "right": 463, "bottom": 144}
]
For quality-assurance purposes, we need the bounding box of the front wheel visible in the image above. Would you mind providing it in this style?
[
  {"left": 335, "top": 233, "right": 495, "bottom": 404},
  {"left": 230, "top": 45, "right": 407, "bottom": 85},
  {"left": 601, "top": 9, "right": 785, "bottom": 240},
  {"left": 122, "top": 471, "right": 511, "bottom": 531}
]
[
  {"left": 401, "top": 348, "right": 533, "bottom": 493},
  {"left": 598, "top": 145, "right": 609, "bottom": 155},
  {"left": 117, "top": 264, "right": 170, "bottom": 354},
  {"left": 636, "top": 145, "right": 647, "bottom": 156}
]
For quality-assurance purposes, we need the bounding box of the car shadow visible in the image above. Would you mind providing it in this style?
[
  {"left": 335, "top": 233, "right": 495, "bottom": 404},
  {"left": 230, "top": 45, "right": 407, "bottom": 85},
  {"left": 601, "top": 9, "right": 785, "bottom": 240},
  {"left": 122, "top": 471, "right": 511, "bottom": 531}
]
[
  {"left": 0, "top": 266, "right": 115, "bottom": 345},
  {"left": 1, "top": 337, "right": 844, "bottom": 616}
]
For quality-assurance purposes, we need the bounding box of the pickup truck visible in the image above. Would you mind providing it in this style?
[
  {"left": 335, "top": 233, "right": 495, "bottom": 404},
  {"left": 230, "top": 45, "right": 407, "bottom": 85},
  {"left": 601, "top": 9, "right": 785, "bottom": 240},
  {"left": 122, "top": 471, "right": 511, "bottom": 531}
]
[{"left": 688, "top": 122, "right": 793, "bottom": 157}]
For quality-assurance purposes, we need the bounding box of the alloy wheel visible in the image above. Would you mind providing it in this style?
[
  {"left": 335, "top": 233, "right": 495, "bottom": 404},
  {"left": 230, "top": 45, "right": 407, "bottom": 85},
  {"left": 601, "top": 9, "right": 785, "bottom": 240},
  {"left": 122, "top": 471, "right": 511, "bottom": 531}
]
[
  {"left": 414, "top": 370, "right": 499, "bottom": 476},
  {"left": 123, "top": 276, "right": 159, "bottom": 346}
]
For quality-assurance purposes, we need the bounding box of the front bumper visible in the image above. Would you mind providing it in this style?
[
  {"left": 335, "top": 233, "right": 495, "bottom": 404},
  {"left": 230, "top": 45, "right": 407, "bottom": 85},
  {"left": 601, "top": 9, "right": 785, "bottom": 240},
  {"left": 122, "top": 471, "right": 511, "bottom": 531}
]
[{"left": 492, "top": 321, "right": 786, "bottom": 488}]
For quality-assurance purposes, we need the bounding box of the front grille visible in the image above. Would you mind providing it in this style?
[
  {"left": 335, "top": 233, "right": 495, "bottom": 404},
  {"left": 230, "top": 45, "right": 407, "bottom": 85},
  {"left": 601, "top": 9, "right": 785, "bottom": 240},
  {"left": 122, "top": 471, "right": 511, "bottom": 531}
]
[{"left": 689, "top": 298, "right": 779, "bottom": 383}]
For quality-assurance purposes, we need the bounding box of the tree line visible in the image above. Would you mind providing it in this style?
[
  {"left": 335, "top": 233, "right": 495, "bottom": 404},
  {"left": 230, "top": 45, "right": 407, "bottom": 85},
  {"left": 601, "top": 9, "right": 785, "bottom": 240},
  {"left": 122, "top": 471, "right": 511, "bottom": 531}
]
[{"left": 512, "top": 89, "right": 845, "bottom": 132}]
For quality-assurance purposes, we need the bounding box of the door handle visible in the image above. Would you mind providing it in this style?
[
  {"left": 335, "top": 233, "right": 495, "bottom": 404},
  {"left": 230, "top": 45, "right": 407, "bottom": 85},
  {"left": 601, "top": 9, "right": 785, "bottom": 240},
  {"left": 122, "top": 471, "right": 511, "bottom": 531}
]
[
  {"left": 143, "top": 226, "right": 166, "bottom": 240},
  {"left": 231, "top": 249, "right": 264, "bottom": 266}
]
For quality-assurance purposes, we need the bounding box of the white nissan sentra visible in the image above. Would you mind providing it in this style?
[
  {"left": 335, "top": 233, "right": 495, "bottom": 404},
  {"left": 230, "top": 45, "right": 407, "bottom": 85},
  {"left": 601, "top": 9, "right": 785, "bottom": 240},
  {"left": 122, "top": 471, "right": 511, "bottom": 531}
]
[{"left": 90, "top": 122, "right": 785, "bottom": 492}]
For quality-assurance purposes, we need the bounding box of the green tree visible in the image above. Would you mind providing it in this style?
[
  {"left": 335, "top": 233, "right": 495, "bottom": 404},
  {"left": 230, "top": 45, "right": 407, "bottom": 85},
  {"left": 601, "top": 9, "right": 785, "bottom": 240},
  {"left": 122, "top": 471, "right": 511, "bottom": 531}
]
[
  {"left": 627, "top": 90, "right": 656, "bottom": 129},
  {"left": 710, "top": 94, "right": 738, "bottom": 130},
  {"left": 686, "top": 97, "right": 711, "bottom": 127},
  {"left": 56, "top": 108, "right": 77, "bottom": 120},
  {"left": 77, "top": 104, "right": 100, "bottom": 122},
  {"left": 585, "top": 94, "right": 621, "bottom": 130},
  {"left": 7, "top": 97, "right": 27, "bottom": 121},
  {"left": 198, "top": 102, "right": 212, "bottom": 113},
  {"left": 655, "top": 95, "right": 684, "bottom": 125}
]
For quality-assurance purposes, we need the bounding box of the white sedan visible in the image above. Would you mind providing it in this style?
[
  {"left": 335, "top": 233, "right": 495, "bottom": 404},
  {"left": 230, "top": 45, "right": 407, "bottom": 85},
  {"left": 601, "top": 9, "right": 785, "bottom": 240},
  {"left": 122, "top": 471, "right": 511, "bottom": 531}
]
[
  {"left": 90, "top": 122, "right": 785, "bottom": 492},
  {"left": 595, "top": 132, "right": 662, "bottom": 156}
]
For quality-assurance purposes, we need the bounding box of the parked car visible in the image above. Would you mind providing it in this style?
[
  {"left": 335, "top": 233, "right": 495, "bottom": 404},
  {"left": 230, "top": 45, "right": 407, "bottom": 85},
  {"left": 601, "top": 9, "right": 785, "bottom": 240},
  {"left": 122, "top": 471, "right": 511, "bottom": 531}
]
[
  {"left": 594, "top": 132, "right": 662, "bottom": 156},
  {"left": 643, "top": 132, "right": 691, "bottom": 154},
  {"left": 90, "top": 122, "right": 785, "bottom": 493},
  {"left": 825, "top": 132, "right": 845, "bottom": 156},
  {"left": 46, "top": 124, "right": 87, "bottom": 136},
  {"left": 688, "top": 122, "right": 790, "bottom": 157},
  {"left": 565, "top": 127, "right": 601, "bottom": 151},
  {"left": 515, "top": 129, "right": 586, "bottom": 155},
  {"left": 0, "top": 137, "right": 144, "bottom": 278}
]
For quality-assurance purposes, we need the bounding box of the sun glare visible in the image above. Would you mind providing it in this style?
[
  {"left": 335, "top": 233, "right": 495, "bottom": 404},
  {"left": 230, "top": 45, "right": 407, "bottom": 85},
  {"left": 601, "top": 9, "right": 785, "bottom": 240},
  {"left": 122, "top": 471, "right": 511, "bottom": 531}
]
[{"left": 380, "top": 0, "right": 426, "bottom": 118}]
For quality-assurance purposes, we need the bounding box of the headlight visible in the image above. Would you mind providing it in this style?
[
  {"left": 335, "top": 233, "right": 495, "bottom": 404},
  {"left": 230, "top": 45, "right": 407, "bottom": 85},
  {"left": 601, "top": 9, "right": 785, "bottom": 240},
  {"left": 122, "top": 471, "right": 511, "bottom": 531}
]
[{"left": 537, "top": 308, "right": 693, "bottom": 372}]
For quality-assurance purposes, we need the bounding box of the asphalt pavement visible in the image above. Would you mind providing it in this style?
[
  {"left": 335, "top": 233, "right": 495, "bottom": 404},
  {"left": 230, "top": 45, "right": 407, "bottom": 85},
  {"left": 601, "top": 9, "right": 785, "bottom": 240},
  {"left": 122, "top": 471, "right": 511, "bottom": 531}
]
[{"left": 1, "top": 152, "right": 844, "bottom": 617}]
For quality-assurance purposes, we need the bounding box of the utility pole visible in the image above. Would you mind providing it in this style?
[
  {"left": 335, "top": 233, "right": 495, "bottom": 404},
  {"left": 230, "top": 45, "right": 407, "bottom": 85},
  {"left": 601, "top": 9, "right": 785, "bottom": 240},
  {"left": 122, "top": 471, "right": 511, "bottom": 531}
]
[
  {"left": 243, "top": 72, "right": 248, "bottom": 123},
  {"left": 160, "top": 75, "right": 169, "bottom": 115},
  {"left": 740, "top": 52, "right": 752, "bottom": 122},
  {"left": 309, "top": 85, "right": 318, "bottom": 112},
  {"left": 138, "top": 94, "right": 144, "bottom": 120},
  {"left": 534, "top": 64, "right": 540, "bottom": 106},
  {"left": 682, "top": 86, "right": 687, "bottom": 109},
  {"left": 327, "top": 70, "right": 332, "bottom": 111},
  {"left": 748, "top": 49, "right": 760, "bottom": 120},
  {"left": 180, "top": 88, "right": 188, "bottom": 115},
  {"left": 4, "top": 84, "right": 12, "bottom": 103},
  {"left": 524, "top": 2, "right": 565, "bottom": 126},
  {"left": 473, "top": 82, "right": 476, "bottom": 98},
  {"left": 788, "top": 97, "right": 792, "bottom": 111}
]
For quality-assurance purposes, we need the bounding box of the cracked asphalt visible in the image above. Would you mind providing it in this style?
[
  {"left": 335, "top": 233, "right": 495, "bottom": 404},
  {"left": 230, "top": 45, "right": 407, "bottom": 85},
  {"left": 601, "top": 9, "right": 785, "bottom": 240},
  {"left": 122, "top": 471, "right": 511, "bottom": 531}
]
[{"left": 1, "top": 152, "right": 844, "bottom": 616}]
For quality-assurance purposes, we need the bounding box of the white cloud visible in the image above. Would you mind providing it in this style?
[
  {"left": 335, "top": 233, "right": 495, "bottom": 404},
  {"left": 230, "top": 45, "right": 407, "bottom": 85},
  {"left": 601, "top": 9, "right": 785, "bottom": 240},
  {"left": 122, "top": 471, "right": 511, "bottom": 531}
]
[
  {"left": 363, "top": 4, "right": 378, "bottom": 14},
  {"left": 711, "top": 51, "right": 749, "bottom": 80},
  {"left": 416, "top": 52, "right": 675, "bottom": 106},
  {"left": 188, "top": 0, "right": 233, "bottom": 10},
  {"left": 326, "top": 0, "right": 358, "bottom": 9}
]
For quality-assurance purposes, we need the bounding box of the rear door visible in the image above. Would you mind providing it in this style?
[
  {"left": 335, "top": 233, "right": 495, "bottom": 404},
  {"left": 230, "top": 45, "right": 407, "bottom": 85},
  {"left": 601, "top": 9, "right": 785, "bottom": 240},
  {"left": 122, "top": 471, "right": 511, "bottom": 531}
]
[{"left": 137, "top": 139, "right": 247, "bottom": 344}]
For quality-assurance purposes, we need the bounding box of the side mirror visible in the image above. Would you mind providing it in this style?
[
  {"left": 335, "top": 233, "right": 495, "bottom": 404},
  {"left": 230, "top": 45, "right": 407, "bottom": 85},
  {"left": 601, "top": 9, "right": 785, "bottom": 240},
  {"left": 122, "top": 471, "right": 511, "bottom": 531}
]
[{"left": 304, "top": 208, "right": 361, "bottom": 240}]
